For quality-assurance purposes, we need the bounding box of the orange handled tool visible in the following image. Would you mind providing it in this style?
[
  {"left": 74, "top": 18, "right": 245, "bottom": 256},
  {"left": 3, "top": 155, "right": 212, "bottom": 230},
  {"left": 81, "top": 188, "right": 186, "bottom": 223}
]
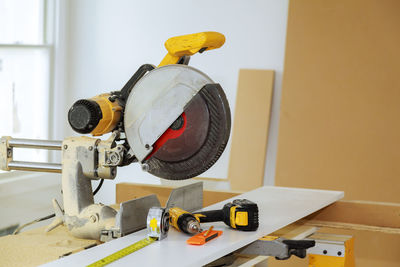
[{"left": 186, "top": 226, "right": 222, "bottom": 245}]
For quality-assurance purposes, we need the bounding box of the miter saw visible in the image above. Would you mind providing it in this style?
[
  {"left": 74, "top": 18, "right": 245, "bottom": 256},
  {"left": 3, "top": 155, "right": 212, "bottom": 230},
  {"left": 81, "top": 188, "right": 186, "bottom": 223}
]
[{"left": 0, "top": 32, "right": 231, "bottom": 241}]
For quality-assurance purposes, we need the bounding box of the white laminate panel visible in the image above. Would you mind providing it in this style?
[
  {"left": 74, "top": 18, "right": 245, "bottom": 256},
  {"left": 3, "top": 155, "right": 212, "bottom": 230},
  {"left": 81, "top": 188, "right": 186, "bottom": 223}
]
[{"left": 41, "top": 186, "right": 343, "bottom": 267}]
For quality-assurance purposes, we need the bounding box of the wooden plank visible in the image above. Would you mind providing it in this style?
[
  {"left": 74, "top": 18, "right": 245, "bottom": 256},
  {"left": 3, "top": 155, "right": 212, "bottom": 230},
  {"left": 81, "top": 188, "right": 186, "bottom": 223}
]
[
  {"left": 228, "top": 69, "right": 274, "bottom": 191},
  {"left": 43, "top": 186, "right": 343, "bottom": 267},
  {"left": 116, "top": 182, "right": 241, "bottom": 207},
  {"left": 305, "top": 200, "right": 400, "bottom": 229},
  {"left": 270, "top": 224, "right": 317, "bottom": 240},
  {"left": 302, "top": 220, "right": 400, "bottom": 235}
]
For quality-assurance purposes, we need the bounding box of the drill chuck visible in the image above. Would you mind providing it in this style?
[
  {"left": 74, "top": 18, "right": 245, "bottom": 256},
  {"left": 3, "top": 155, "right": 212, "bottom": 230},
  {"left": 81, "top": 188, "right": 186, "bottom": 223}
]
[
  {"left": 184, "top": 217, "right": 201, "bottom": 234},
  {"left": 169, "top": 207, "right": 201, "bottom": 234}
]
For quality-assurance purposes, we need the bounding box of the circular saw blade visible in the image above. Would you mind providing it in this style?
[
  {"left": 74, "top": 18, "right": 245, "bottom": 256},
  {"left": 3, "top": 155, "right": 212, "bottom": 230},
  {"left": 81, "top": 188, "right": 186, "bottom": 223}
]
[
  {"left": 151, "top": 93, "right": 210, "bottom": 162},
  {"left": 145, "top": 83, "right": 231, "bottom": 180}
]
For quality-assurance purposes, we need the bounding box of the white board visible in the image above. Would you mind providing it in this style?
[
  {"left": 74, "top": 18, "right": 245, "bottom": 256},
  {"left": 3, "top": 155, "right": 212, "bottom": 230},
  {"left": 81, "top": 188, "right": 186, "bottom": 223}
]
[{"left": 41, "top": 186, "right": 343, "bottom": 267}]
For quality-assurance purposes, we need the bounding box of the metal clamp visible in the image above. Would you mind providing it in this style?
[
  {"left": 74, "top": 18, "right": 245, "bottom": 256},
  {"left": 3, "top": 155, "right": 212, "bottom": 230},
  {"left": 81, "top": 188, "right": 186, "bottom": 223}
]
[{"left": 239, "top": 236, "right": 315, "bottom": 260}]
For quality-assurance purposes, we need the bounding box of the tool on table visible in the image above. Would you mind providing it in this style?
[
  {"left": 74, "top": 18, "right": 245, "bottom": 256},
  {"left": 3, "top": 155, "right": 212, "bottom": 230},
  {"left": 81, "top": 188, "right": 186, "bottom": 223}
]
[
  {"left": 169, "top": 207, "right": 201, "bottom": 234},
  {"left": 147, "top": 207, "right": 170, "bottom": 240},
  {"left": 187, "top": 226, "right": 223, "bottom": 245},
  {"left": 88, "top": 207, "right": 170, "bottom": 267},
  {"left": 239, "top": 236, "right": 315, "bottom": 260},
  {"left": 0, "top": 32, "right": 231, "bottom": 241},
  {"left": 194, "top": 199, "right": 259, "bottom": 231}
]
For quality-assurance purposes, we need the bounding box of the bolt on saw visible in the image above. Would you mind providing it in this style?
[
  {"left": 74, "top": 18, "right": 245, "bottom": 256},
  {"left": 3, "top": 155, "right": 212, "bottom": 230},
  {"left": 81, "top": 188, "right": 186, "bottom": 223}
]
[{"left": 0, "top": 32, "right": 231, "bottom": 241}]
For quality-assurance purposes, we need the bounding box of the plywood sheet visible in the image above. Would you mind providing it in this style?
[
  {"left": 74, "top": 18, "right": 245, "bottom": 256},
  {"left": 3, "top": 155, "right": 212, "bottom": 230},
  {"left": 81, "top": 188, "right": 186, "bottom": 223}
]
[
  {"left": 275, "top": 0, "right": 400, "bottom": 202},
  {"left": 229, "top": 69, "right": 274, "bottom": 191},
  {"left": 116, "top": 182, "right": 241, "bottom": 207},
  {"left": 305, "top": 200, "right": 400, "bottom": 229},
  {"left": 274, "top": 1, "right": 400, "bottom": 266},
  {"left": 42, "top": 186, "right": 343, "bottom": 267}
]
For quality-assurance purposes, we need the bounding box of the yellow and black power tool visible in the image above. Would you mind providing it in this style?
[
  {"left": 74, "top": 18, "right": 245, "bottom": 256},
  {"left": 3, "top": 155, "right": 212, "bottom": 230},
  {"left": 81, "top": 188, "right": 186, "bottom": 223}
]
[
  {"left": 169, "top": 199, "right": 259, "bottom": 234},
  {"left": 194, "top": 199, "right": 259, "bottom": 231}
]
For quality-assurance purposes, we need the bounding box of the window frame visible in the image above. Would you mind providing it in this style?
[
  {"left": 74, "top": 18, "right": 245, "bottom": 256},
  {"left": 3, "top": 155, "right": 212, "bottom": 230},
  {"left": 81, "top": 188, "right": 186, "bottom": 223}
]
[{"left": 0, "top": 0, "right": 62, "bottom": 179}]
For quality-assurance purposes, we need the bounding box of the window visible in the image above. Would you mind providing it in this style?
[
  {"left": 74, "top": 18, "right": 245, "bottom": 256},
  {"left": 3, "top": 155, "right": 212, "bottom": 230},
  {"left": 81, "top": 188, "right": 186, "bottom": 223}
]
[{"left": 0, "top": 0, "right": 54, "bottom": 166}]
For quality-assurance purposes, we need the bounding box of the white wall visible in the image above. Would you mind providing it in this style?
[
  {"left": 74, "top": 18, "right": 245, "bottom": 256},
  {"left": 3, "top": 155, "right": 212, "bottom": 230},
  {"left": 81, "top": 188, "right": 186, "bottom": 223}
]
[
  {"left": 0, "top": 172, "right": 62, "bottom": 232},
  {"left": 65, "top": 0, "right": 289, "bottom": 204}
]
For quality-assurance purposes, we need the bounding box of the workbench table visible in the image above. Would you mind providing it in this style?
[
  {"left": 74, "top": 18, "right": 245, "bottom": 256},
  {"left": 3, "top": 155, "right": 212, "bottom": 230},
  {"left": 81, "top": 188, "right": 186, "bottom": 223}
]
[{"left": 41, "top": 186, "right": 343, "bottom": 267}]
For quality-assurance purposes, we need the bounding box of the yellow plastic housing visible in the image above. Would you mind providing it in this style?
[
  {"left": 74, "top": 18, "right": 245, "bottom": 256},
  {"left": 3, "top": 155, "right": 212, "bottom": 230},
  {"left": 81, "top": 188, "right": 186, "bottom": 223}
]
[
  {"left": 169, "top": 207, "right": 199, "bottom": 231},
  {"left": 309, "top": 237, "right": 355, "bottom": 267},
  {"left": 158, "top": 31, "right": 225, "bottom": 67},
  {"left": 90, "top": 94, "right": 122, "bottom": 136}
]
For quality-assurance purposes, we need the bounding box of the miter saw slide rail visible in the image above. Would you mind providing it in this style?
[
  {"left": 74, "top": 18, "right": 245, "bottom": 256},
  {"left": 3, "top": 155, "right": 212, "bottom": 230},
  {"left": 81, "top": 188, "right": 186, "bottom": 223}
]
[
  {"left": 0, "top": 137, "right": 62, "bottom": 173},
  {"left": 7, "top": 138, "right": 62, "bottom": 150}
]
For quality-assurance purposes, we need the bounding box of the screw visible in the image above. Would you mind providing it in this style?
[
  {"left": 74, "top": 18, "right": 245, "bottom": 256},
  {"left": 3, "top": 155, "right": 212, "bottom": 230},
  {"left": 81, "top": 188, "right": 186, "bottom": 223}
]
[
  {"left": 63, "top": 145, "right": 68, "bottom": 150},
  {"left": 110, "top": 154, "right": 118, "bottom": 163},
  {"left": 88, "top": 146, "right": 93, "bottom": 151},
  {"left": 337, "top": 251, "right": 342, "bottom": 256},
  {"left": 90, "top": 215, "right": 97, "bottom": 223},
  {"left": 107, "top": 159, "right": 111, "bottom": 164},
  {"left": 145, "top": 144, "right": 150, "bottom": 149},
  {"left": 141, "top": 163, "right": 149, "bottom": 172},
  {"left": 323, "top": 250, "right": 328, "bottom": 255},
  {"left": 170, "top": 115, "right": 184, "bottom": 130}
]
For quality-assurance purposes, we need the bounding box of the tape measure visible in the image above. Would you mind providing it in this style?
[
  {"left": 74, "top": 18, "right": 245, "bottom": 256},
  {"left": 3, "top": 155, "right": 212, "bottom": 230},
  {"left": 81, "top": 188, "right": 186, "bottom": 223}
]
[
  {"left": 87, "top": 207, "right": 169, "bottom": 267},
  {"left": 87, "top": 237, "right": 156, "bottom": 267}
]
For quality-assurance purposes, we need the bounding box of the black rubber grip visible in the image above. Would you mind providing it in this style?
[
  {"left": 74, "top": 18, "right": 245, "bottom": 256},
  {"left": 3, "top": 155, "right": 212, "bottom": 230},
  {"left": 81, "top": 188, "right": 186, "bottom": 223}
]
[
  {"left": 120, "top": 64, "right": 155, "bottom": 101},
  {"left": 282, "top": 239, "right": 316, "bottom": 249},
  {"left": 194, "top": 210, "right": 225, "bottom": 223}
]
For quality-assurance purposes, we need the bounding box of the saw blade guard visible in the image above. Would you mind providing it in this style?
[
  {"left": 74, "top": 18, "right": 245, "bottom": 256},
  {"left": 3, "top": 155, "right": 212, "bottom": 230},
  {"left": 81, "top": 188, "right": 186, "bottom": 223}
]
[{"left": 124, "top": 64, "right": 231, "bottom": 180}]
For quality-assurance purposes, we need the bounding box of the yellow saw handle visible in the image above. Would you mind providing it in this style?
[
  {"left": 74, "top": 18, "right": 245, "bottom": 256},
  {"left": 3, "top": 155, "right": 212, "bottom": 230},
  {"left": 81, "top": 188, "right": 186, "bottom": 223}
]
[{"left": 158, "top": 31, "right": 225, "bottom": 67}]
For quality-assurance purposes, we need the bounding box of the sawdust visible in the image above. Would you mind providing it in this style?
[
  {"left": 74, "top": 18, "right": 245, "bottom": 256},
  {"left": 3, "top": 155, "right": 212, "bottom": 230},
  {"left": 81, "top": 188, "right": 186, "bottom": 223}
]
[{"left": 0, "top": 225, "right": 99, "bottom": 267}]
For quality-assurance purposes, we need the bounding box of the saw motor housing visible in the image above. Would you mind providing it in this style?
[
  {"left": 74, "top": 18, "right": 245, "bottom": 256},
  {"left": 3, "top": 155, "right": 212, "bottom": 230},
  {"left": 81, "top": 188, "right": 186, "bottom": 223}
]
[{"left": 68, "top": 93, "right": 123, "bottom": 136}]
